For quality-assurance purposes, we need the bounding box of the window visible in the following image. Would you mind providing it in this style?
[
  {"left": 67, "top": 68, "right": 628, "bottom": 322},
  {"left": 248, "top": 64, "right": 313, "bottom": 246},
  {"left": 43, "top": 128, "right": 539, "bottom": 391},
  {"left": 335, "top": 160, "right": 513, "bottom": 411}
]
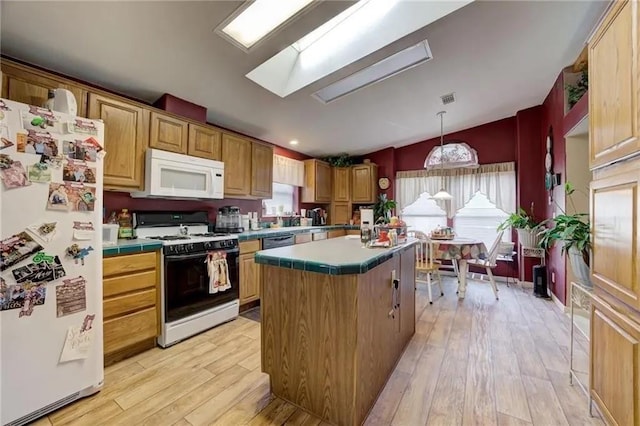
[
  {"left": 263, "top": 183, "right": 295, "bottom": 216},
  {"left": 400, "top": 192, "right": 447, "bottom": 233},
  {"left": 453, "top": 191, "right": 510, "bottom": 249}
]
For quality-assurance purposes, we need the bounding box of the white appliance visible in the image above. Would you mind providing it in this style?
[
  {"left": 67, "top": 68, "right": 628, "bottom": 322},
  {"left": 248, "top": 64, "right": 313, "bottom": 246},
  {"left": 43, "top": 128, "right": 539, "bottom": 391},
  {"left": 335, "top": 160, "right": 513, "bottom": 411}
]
[
  {"left": 131, "top": 148, "right": 224, "bottom": 200},
  {"left": 132, "top": 211, "right": 239, "bottom": 348},
  {"left": 0, "top": 98, "right": 104, "bottom": 425},
  {"left": 360, "top": 208, "right": 374, "bottom": 228}
]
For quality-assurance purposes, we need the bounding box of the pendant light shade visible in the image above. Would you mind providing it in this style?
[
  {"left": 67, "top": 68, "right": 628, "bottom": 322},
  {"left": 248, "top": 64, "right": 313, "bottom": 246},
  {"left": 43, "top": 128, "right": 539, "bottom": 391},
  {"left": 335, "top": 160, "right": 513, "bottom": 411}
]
[{"left": 430, "top": 110, "right": 453, "bottom": 201}]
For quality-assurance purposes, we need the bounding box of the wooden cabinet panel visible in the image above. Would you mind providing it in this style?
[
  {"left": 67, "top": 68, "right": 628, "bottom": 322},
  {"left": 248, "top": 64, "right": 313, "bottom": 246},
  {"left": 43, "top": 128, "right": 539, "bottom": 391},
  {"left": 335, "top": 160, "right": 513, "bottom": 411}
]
[
  {"left": 591, "top": 166, "right": 640, "bottom": 310},
  {"left": 352, "top": 164, "right": 378, "bottom": 204},
  {"left": 104, "top": 307, "right": 157, "bottom": 355},
  {"left": 295, "top": 233, "right": 312, "bottom": 244},
  {"left": 400, "top": 246, "right": 416, "bottom": 345},
  {"left": 1, "top": 62, "right": 86, "bottom": 116},
  {"left": 333, "top": 167, "right": 351, "bottom": 202},
  {"left": 240, "top": 253, "right": 260, "bottom": 305},
  {"left": 328, "top": 229, "right": 346, "bottom": 239},
  {"left": 589, "top": 0, "right": 640, "bottom": 168},
  {"left": 103, "top": 270, "right": 156, "bottom": 298},
  {"left": 149, "top": 111, "right": 188, "bottom": 154},
  {"left": 239, "top": 239, "right": 261, "bottom": 254},
  {"left": 188, "top": 123, "right": 221, "bottom": 160},
  {"left": 302, "top": 159, "right": 331, "bottom": 203},
  {"left": 222, "top": 133, "right": 252, "bottom": 196},
  {"left": 104, "top": 289, "right": 156, "bottom": 319},
  {"left": 312, "top": 231, "right": 328, "bottom": 241},
  {"left": 103, "top": 251, "right": 157, "bottom": 276},
  {"left": 251, "top": 142, "right": 274, "bottom": 198},
  {"left": 331, "top": 202, "right": 352, "bottom": 225},
  {"left": 87, "top": 93, "right": 149, "bottom": 190},
  {"left": 590, "top": 296, "right": 640, "bottom": 426}
]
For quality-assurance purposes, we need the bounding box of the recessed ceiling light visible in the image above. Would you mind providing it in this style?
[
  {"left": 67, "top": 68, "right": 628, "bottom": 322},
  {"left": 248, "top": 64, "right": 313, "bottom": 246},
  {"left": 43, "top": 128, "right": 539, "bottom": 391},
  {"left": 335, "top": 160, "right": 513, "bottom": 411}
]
[
  {"left": 220, "top": 0, "right": 314, "bottom": 49},
  {"left": 289, "top": 140, "right": 299, "bottom": 146}
]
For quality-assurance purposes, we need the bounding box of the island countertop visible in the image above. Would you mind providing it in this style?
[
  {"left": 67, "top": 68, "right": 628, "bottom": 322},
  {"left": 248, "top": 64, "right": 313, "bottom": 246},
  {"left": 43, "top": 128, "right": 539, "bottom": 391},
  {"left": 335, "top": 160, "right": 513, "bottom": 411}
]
[{"left": 255, "top": 236, "right": 417, "bottom": 275}]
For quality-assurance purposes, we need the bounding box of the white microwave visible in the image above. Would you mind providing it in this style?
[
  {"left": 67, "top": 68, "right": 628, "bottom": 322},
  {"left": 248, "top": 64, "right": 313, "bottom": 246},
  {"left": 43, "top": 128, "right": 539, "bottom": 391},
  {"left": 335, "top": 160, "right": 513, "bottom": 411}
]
[{"left": 131, "top": 149, "right": 224, "bottom": 200}]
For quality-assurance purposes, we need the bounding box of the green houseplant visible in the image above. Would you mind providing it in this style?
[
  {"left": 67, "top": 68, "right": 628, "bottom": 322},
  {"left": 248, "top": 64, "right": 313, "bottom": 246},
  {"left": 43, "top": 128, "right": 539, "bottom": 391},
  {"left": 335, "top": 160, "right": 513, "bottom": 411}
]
[
  {"left": 498, "top": 204, "right": 542, "bottom": 248},
  {"left": 566, "top": 69, "right": 588, "bottom": 109},
  {"left": 537, "top": 182, "right": 592, "bottom": 287},
  {"left": 323, "top": 154, "right": 354, "bottom": 167},
  {"left": 374, "top": 193, "right": 397, "bottom": 224}
]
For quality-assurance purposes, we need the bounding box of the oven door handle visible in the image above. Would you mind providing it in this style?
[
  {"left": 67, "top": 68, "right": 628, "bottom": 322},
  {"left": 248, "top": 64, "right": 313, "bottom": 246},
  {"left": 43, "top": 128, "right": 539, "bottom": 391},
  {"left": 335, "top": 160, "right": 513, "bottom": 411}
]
[{"left": 164, "top": 253, "right": 207, "bottom": 261}]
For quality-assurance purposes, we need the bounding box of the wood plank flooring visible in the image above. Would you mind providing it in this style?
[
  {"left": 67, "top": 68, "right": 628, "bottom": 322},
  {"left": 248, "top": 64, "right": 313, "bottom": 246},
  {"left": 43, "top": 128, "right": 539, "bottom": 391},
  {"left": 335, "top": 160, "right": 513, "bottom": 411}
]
[{"left": 39, "top": 278, "right": 601, "bottom": 426}]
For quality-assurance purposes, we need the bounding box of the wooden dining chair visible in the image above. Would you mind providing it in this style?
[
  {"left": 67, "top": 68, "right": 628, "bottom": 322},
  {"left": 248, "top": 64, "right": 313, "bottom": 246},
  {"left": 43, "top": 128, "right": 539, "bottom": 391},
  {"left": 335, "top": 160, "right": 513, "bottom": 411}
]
[
  {"left": 467, "top": 231, "right": 504, "bottom": 300},
  {"left": 414, "top": 238, "right": 444, "bottom": 304}
]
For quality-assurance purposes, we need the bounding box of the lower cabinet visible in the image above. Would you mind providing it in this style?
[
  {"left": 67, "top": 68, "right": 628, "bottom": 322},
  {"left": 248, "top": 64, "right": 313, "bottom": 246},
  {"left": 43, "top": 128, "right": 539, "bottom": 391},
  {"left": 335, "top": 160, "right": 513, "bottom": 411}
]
[
  {"left": 312, "top": 231, "right": 328, "bottom": 241},
  {"left": 590, "top": 295, "right": 640, "bottom": 425},
  {"left": 239, "top": 240, "right": 261, "bottom": 305},
  {"left": 328, "top": 229, "right": 346, "bottom": 239},
  {"left": 295, "top": 233, "right": 312, "bottom": 244},
  {"left": 103, "top": 251, "right": 160, "bottom": 365}
]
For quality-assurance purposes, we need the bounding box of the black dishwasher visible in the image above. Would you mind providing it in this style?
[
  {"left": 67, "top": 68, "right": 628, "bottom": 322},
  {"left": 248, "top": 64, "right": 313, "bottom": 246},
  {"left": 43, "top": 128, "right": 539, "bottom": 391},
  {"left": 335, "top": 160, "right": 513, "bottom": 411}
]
[{"left": 262, "top": 234, "right": 295, "bottom": 249}]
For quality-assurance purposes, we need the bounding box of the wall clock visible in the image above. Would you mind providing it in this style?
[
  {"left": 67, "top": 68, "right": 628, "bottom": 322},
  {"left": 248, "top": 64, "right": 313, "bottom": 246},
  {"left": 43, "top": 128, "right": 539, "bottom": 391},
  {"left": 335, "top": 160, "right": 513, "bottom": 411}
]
[{"left": 378, "top": 177, "right": 390, "bottom": 190}]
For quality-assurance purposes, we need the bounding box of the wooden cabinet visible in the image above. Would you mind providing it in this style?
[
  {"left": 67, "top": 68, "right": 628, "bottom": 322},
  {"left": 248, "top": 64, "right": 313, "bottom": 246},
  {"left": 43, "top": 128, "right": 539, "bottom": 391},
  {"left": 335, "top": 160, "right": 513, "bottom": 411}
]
[
  {"left": 222, "top": 133, "right": 252, "bottom": 196},
  {"left": 333, "top": 167, "right": 351, "bottom": 201},
  {"left": 589, "top": 0, "right": 640, "bottom": 168},
  {"left": 239, "top": 240, "right": 261, "bottom": 305},
  {"left": 312, "top": 231, "right": 328, "bottom": 241},
  {"left": 590, "top": 296, "right": 640, "bottom": 426},
  {"left": 591, "top": 164, "right": 640, "bottom": 311},
  {"left": 1, "top": 61, "right": 87, "bottom": 116},
  {"left": 251, "top": 142, "right": 274, "bottom": 198},
  {"left": 351, "top": 163, "right": 378, "bottom": 204},
  {"left": 302, "top": 159, "right": 332, "bottom": 203},
  {"left": 328, "top": 229, "right": 346, "bottom": 239},
  {"left": 149, "top": 111, "right": 188, "bottom": 154},
  {"left": 331, "top": 202, "right": 352, "bottom": 225},
  {"left": 295, "top": 233, "right": 312, "bottom": 244},
  {"left": 103, "top": 251, "right": 160, "bottom": 365},
  {"left": 188, "top": 123, "right": 221, "bottom": 160},
  {"left": 87, "top": 93, "right": 149, "bottom": 190}
]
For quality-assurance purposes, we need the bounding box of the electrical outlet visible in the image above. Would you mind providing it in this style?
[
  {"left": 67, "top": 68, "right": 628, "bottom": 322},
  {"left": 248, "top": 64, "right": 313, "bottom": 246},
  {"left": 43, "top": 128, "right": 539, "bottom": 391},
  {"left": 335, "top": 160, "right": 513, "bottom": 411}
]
[
  {"left": 551, "top": 272, "right": 556, "bottom": 283},
  {"left": 391, "top": 270, "right": 396, "bottom": 285}
]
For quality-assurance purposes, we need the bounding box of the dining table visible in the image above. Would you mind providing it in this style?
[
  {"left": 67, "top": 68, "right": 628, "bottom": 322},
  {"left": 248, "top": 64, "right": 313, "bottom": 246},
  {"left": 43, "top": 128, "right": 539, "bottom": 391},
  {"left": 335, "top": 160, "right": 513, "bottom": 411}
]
[{"left": 431, "top": 237, "right": 489, "bottom": 298}]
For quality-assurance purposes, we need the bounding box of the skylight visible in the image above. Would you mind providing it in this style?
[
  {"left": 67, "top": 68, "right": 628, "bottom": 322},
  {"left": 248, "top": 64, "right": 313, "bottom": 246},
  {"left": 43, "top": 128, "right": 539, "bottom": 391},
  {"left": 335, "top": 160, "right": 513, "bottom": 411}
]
[
  {"left": 220, "top": 0, "right": 314, "bottom": 49},
  {"left": 291, "top": 0, "right": 371, "bottom": 52}
]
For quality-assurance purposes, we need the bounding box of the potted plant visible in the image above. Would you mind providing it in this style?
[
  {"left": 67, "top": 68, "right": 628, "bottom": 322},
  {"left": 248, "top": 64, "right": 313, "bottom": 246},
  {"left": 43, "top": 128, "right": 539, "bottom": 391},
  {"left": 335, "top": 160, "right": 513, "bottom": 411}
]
[
  {"left": 566, "top": 69, "right": 588, "bottom": 109},
  {"left": 498, "top": 204, "right": 542, "bottom": 248},
  {"left": 537, "top": 183, "right": 591, "bottom": 287},
  {"left": 374, "top": 193, "right": 397, "bottom": 224}
]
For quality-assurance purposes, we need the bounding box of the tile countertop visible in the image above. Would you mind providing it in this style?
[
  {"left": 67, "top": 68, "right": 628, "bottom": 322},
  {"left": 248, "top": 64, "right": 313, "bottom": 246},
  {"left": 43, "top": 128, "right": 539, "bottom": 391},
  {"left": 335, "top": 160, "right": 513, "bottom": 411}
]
[
  {"left": 255, "top": 237, "right": 418, "bottom": 275},
  {"left": 237, "top": 225, "right": 360, "bottom": 241},
  {"left": 103, "top": 238, "right": 163, "bottom": 256}
]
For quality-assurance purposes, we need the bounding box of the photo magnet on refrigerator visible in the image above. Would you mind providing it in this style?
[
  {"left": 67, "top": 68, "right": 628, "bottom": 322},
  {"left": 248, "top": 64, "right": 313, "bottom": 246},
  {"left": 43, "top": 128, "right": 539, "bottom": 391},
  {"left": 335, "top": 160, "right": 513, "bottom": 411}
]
[
  {"left": 65, "top": 244, "right": 94, "bottom": 266},
  {"left": 55, "top": 276, "right": 86, "bottom": 317},
  {"left": 27, "top": 222, "right": 58, "bottom": 244}
]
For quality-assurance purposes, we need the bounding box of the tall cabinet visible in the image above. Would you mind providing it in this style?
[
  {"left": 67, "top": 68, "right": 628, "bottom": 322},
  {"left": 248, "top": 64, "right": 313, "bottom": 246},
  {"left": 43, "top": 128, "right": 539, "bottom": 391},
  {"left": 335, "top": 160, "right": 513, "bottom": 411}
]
[{"left": 588, "top": 1, "right": 640, "bottom": 424}]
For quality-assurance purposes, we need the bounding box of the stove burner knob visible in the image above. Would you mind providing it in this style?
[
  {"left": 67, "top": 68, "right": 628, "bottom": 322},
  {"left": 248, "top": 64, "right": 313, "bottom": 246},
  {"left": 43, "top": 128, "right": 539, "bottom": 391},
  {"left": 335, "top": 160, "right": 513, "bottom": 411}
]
[
  {"left": 188, "top": 243, "right": 195, "bottom": 251},
  {"left": 204, "top": 241, "right": 213, "bottom": 250}
]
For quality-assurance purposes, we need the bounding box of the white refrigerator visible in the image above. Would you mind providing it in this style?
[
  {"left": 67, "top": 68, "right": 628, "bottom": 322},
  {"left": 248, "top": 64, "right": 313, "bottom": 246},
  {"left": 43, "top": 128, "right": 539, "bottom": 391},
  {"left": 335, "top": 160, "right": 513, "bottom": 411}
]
[{"left": 0, "top": 98, "right": 104, "bottom": 426}]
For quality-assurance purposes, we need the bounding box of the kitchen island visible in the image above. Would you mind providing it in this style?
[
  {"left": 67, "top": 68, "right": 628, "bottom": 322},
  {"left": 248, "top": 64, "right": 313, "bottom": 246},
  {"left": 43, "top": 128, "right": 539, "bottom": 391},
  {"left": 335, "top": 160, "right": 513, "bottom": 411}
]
[{"left": 255, "top": 237, "right": 417, "bottom": 426}]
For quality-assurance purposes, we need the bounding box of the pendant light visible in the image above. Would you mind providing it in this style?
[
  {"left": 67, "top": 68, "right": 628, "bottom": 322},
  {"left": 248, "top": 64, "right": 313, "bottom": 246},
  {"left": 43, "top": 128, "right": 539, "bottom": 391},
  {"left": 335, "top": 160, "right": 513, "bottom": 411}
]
[{"left": 432, "top": 111, "right": 453, "bottom": 200}]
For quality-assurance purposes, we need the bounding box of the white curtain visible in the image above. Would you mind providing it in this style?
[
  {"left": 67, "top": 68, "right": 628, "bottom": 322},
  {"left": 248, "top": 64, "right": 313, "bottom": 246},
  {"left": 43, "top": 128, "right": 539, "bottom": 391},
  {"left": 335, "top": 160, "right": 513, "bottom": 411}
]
[
  {"left": 273, "top": 155, "right": 304, "bottom": 187},
  {"left": 395, "top": 162, "right": 516, "bottom": 218}
]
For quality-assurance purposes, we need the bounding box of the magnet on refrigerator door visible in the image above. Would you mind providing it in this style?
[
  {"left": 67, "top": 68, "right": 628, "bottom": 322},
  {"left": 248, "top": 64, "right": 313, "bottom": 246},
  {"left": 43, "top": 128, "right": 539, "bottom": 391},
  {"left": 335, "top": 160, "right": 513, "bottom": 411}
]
[{"left": 55, "top": 276, "right": 86, "bottom": 318}]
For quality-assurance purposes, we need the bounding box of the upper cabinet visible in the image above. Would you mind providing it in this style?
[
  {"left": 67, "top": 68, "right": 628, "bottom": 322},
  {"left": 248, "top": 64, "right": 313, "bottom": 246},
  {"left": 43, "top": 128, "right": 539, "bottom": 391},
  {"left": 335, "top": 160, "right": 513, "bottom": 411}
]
[
  {"left": 149, "top": 112, "right": 188, "bottom": 154},
  {"left": 589, "top": 0, "right": 640, "bottom": 168},
  {"left": 1, "top": 62, "right": 87, "bottom": 117},
  {"left": 302, "top": 159, "right": 332, "bottom": 203},
  {"left": 251, "top": 142, "right": 273, "bottom": 198},
  {"left": 222, "top": 133, "right": 252, "bottom": 196},
  {"left": 87, "top": 93, "right": 149, "bottom": 191},
  {"left": 351, "top": 163, "right": 378, "bottom": 204},
  {"left": 333, "top": 167, "right": 351, "bottom": 202},
  {"left": 188, "top": 123, "right": 221, "bottom": 161}
]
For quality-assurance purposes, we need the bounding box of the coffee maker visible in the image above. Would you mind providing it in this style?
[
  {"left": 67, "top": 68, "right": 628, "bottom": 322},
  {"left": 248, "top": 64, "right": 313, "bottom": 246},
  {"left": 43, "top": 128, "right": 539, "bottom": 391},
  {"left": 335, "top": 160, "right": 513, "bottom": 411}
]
[
  {"left": 215, "top": 206, "right": 244, "bottom": 233},
  {"left": 307, "top": 208, "right": 326, "bottom": 226}
]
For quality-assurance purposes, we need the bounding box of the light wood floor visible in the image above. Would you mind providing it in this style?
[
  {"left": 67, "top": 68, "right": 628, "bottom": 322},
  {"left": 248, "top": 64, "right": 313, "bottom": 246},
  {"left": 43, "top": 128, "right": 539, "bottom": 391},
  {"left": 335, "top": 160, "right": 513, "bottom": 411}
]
[{"left": 36, "top": 278, "right": 601, "bottom": 426}]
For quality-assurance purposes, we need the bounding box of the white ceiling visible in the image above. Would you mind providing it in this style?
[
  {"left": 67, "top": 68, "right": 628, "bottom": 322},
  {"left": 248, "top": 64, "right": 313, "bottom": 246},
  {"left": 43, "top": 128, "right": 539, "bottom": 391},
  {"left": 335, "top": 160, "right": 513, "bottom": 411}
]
[{"left": 0, "top": 1, "right": 607, "bottom": 157}]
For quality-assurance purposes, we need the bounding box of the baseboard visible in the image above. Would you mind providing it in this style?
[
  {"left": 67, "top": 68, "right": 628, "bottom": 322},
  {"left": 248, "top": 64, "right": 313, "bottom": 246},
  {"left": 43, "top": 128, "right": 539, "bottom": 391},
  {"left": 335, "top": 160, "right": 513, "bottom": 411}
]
[{"left": 551, "top": 291, "right": 569, "bottom": 312}]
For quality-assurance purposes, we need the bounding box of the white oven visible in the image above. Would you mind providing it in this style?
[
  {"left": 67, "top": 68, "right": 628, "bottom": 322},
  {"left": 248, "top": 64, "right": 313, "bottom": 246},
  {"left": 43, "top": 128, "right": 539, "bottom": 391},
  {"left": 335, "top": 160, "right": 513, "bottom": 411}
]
[{"left": 132, "top": 149, "right": 224, "bottom": 199}]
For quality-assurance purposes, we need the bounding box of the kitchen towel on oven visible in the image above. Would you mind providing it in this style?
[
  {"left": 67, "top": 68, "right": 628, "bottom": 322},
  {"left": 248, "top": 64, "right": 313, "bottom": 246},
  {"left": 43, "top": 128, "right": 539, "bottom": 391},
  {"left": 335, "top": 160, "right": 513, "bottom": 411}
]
[{"left": 205, "top": 251, "right": 231, "bottom": 294}]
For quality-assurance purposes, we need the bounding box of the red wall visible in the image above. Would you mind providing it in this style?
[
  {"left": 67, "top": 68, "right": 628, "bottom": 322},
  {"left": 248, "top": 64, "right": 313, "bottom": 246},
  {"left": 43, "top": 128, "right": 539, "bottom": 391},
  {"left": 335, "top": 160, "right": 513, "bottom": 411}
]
[
  {"left": 104, "top": 145, "right": 309, "bottom": 221},
  {"left": 365, "top": 147, "right": 395, "bottom": 200},
  {"left": 540, "top": 73, "right": 568, "bottom": 304}
]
